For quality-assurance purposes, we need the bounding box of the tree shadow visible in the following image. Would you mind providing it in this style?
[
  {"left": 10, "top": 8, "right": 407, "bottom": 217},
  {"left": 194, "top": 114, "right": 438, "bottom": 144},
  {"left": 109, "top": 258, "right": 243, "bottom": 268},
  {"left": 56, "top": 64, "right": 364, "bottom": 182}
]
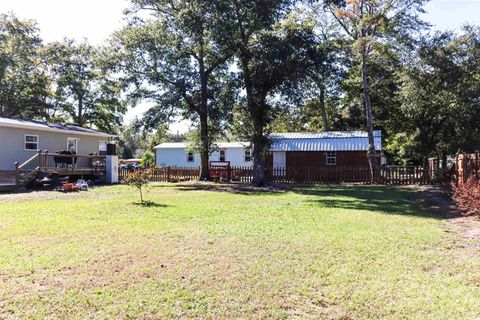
[
  {"left": 291, "top": 185, "right": 449, "bottom": 219},
  {"left": 151, "top": 181, "right": 451, "bottom": 219},
  {"left": 131, "top": 200, "right": 169, "bottom": 208},
  {"left": 171, "top": 182, "right": 289, "bottom": 196}
]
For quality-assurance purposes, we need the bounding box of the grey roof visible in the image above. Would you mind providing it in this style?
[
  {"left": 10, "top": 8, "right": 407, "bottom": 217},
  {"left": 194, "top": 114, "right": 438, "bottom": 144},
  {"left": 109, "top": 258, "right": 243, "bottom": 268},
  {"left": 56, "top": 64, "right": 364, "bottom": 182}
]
[
  {"left": 270, "top": 130, "right": 382, "bottom": 152},
  {"left": 0, "top": 117, "right": 114, "bottom": 137}
]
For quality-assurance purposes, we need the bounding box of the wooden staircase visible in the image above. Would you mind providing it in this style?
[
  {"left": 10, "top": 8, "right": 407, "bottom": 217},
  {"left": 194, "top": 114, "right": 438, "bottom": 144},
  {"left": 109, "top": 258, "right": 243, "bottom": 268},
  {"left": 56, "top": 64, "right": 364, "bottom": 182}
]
[{"left": 15, "top": 153, "right": 42, "bottom": 189}]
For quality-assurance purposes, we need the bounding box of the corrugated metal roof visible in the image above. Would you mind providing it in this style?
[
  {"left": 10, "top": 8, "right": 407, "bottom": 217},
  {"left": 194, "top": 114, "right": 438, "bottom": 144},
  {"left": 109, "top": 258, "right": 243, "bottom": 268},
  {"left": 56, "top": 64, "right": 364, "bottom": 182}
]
[
  {"left": 155, "top": 142, "right": 250, "bottom": 149},
  {"left": 270, "top": 131, "right": 382, "bottom": 152},
  {"left": 269, "top": 131, "right": 381, "bottom": 139},
  {"left": 0, "top": 117, "right": 114, "bottom": 137}
]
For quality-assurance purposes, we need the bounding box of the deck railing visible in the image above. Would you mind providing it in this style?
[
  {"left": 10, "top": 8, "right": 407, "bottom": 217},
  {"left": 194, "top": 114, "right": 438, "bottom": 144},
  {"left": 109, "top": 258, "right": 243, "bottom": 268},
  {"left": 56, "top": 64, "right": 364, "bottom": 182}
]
[
  {"left": 14, "top": 151, "right": 106, "bottom": 188},
  {"left": 37, "top": 151, "right": 106, "bottom": 174}
]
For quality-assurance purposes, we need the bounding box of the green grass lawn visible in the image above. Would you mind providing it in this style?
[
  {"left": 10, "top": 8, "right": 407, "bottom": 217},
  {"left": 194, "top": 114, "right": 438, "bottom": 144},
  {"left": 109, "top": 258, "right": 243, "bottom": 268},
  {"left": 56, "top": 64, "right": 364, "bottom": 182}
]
[{"left": 0, "top": 184, "right": 479, "bottom": 319}]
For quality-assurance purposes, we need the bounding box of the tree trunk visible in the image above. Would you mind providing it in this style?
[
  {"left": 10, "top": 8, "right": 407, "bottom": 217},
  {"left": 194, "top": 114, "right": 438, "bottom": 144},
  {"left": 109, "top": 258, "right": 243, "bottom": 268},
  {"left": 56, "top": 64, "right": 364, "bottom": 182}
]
[
  {"left": 441, "top": 152, "right": 447, "bottom": 173},
  {"left": 361, "top": 53, "right": 378, "bottom": 183},
  {"left": 237, "top": 49, "right": 267, "bottom": 187},
  {"left": 77, "top": 94, "right": 84, "bottom": 127},
  {"left": 197, "top": 43, "right": 212, "bottom": 181},
  {"left": 319, "top": 84, "right": 329, "bottom": 131},
  {"left": 199, "top": 111, "right": 211, "bottom": 181},
  {"left": 252, "top": 118, "right": 266, "bottom": 187}
]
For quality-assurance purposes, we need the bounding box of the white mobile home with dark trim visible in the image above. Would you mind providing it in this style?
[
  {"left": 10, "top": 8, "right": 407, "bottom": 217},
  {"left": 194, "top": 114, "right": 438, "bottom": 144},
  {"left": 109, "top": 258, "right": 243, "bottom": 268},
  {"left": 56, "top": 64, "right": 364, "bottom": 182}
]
[{"left": 154, "top": 142, "right": 253, "bottom": 167}]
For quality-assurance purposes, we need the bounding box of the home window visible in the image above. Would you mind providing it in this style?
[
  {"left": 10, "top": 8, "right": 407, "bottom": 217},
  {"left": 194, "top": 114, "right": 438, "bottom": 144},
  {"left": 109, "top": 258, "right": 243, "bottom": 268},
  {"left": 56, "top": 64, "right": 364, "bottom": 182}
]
[
  {"left": 244, "top": 148, "right": 252, "bottom": 162},
  {"left": 326, "top": 151, "right": 336, "bottom": 165},
  {"left": 187, "top": 151, "right": 194, "bottom": 162},
  {"left": 67, "top": 137, "right": 78, "bottom": 153},
  {"left": 25, "top": 135, "right": 39, "bottom": 151},
  {"left": 99, "top": 141, "right": 108, "bottom": 155},
  {"left": 219, "top": 149, "right": 226, "bottom": 162}
]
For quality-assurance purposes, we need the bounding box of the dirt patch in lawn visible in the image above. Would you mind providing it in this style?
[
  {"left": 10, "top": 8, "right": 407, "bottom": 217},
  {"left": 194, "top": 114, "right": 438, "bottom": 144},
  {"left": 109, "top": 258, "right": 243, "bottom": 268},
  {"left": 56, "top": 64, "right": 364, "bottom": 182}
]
[
  {"left": 414, "top": 184, "right": 480, "bottom": 250},
  {"left": 0, "top": 188, "right": 115, "bottom": 203}
]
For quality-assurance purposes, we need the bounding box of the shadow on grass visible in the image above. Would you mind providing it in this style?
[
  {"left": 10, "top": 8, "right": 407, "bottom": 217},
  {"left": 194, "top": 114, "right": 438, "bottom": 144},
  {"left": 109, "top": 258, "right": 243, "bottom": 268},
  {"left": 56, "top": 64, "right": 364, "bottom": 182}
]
[
  {"left": 131, "top": 200, "right": 169, "bottom": 208},
  {"left": 150, "top": 181, "right": 448, "bottom": 219},
  {"left": 166, "top": 182, "right": 289, "bottom": 196},
  {"left": 292, "top": 185, "right": 447, "bottom": 219}
]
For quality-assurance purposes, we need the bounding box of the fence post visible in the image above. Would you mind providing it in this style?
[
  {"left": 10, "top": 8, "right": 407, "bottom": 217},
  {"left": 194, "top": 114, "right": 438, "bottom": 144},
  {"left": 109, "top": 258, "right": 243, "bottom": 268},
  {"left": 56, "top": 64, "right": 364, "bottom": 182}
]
[
  {"left": 167, "top": 166, "right": 171, "bottom": 182},
  {"left": 44, "top": 150, "right": 49, "bottom": 170},
  {"left": 37, "top": 150, "right": 42, "bottom": 169}
]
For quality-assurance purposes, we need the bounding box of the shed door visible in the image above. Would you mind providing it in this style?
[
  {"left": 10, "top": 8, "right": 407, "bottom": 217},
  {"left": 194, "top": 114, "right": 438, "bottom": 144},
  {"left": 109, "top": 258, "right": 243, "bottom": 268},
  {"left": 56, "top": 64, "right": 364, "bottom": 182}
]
[{"left": 273, "top": 152, "right": 286, "bottom": 176}]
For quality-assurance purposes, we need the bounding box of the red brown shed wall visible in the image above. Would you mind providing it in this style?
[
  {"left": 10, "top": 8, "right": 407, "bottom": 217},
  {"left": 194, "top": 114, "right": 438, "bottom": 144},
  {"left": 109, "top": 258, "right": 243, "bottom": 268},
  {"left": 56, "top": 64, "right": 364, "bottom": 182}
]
[{"left": 266, "top": 151, "right": 378, "bottom": 169}]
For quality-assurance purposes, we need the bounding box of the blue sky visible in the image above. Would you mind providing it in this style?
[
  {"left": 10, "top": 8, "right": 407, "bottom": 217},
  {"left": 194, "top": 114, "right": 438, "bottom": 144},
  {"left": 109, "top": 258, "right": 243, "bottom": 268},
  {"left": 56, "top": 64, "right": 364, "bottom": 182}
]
[{"left": 1, "top": 0, "right": 478, "bottom": 130}]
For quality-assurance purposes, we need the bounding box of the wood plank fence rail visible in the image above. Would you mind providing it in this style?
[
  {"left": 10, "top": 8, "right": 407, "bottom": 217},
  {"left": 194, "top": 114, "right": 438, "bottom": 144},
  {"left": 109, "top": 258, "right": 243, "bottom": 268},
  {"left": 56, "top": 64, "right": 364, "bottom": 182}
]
[
  {"left": 119, "top": 165, "right": 434, "bottom": 185},
  {"left": 380, "top": 166, "right": 431, "bottom": 185}
]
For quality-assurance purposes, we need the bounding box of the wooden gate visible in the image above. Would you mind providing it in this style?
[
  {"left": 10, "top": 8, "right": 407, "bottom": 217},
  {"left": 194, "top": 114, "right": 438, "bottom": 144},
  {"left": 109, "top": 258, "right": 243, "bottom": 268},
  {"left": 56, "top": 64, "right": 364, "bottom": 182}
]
[{"left": 209, "top": 161, "right": 231, "bottom": 181}]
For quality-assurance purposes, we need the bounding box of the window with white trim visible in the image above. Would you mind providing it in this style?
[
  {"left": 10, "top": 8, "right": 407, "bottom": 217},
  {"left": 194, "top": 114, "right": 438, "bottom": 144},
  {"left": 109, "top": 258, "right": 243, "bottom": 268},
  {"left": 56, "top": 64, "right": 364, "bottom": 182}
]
[
  {"left": 187, "top": 151, "right": 194, "bottom": 162},
  {"left": 98, "top": 141, "right": 108, "bottom": 155},
  {"left": 219, "top": 149, "right": 226, "bottom": 162},
  {"left": 244, "top": 148, "right": 252, "bottom": 162},
  {"left": 25, "top": 135, "right": 39, "bottom": 151},
  {"left": 67, "top": 137, "right": 78, "bottom": 153},
  {"left": 326, "top": 151, "right": 336, "bottom": 165}
]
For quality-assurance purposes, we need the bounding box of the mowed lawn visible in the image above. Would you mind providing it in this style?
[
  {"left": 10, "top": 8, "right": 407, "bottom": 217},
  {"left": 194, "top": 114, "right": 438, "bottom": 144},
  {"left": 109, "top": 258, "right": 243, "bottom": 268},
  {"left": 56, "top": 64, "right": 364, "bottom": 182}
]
[{"left": 0, "top": 184, "right": 479, "bottom": 319}]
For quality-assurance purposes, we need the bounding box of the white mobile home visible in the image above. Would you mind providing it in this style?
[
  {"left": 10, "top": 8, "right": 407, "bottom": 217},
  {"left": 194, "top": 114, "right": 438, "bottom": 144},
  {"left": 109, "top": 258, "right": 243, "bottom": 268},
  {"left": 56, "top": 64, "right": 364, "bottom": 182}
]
[
  {"left": 0, "top": 117, "right": 115, "bottom": 171},
  {"left": 154, "top": 142, "right": 253, "bottom": 167}
]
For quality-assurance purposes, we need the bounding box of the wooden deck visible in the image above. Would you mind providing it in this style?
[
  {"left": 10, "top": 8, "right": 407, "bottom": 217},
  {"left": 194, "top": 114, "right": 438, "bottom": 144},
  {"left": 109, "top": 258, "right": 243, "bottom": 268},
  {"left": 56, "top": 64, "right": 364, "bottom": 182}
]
[
  {"left": 3, "top": 152, "right": 108, "bottom": 191},
  {"left": 0, "top": 171, "right": 16, "bottom": 191},
  {"left": 40, "top": 167, "right": 105, "bottom": 176}
]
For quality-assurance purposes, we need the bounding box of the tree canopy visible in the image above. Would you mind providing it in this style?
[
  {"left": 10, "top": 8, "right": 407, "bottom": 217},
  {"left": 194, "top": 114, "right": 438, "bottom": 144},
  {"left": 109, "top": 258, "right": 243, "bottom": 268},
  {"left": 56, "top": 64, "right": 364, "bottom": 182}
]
[{"left": 1, "top": 1, "right": 479, "bottom": 182}]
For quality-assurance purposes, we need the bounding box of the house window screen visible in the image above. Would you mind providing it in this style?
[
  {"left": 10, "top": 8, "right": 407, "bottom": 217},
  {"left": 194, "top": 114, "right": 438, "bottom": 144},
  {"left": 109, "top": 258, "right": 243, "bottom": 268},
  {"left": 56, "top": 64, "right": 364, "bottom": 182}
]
[
  {"left": 244, "top": 148, "right": 252, "bottom": 162},
  {"left": 99, "top": 141, "right": 108, "bottom": 155},
  {"left": 25, "top": 135, "right": 39, "bottom": 151},
  {"left": 219, "top": 149, "right": 226, "bottom": 162},
  {"left": 67, "top": 138, "right": 78, "bottom": 153},
  {"left": 326, "top": 151, "right": 336, "bottom": 165},
  {"left": 187, "top": 151, "right": 194, "bottom": 162}
]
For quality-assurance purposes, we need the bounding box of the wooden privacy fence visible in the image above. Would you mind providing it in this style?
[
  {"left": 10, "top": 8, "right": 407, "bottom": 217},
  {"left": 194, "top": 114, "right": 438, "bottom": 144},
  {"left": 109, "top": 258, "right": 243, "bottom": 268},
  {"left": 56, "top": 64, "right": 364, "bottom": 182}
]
[
  {"left": 119, "top": 165, "right": 434, "bottom": 185},
  {"left": 456, "top": 153, "right": 480, "bottom": 184},
  {"left": 265, "top": 166, "right": 372, "bottom": 184}
]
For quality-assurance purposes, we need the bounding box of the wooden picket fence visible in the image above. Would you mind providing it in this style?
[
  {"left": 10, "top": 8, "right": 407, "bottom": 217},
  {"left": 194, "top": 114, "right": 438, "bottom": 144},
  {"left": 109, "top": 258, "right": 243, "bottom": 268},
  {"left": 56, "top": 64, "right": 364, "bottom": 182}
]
[
  {"left": 119, "top": 165, "right": 435, "bottom": 185},
  {"left": 119, "top": 166, "right": 200, "bottom": 183},
  {"left": 380, "top": 166, "right": 431, "bottom": 185}
]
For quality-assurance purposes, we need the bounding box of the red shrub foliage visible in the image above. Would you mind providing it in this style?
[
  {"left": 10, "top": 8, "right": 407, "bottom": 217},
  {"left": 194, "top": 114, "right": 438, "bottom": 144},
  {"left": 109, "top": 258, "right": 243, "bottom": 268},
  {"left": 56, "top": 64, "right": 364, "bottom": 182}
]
[
  {"left": 124, "top": 169, "right": 153, "bottom": 203},
  {"left": 451, "top": 177, "right": 480, "bottom": 216}
]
